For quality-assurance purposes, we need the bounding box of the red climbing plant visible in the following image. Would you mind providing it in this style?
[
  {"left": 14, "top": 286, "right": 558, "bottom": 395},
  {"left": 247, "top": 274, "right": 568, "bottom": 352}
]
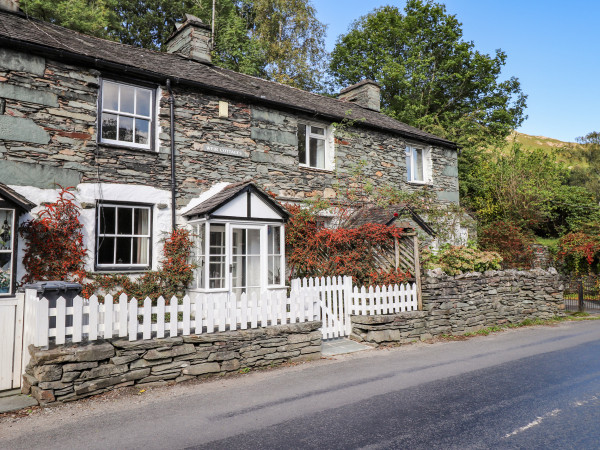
[
  {"left": 285, "top": 204, "right": 412, "bottom": 286},
  {"left": 19, "top": 186, "right": 87, "bottom": 284}
]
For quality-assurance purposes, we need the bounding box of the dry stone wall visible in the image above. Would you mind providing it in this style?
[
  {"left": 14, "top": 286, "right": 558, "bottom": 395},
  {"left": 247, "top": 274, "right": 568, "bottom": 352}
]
[
  {"left": 351, "top": 269, "right": 565, "bottom": 346},
  {"left": 22, "top": 321, "right": 321, "bottom": 405}
]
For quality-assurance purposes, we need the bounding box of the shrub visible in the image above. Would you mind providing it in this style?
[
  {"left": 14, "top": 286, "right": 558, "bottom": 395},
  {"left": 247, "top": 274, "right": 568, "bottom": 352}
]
[
  {"left": 478, "top": 221, "right": 535, "bottom": 269},
  {"left": 556, "top": 232, "right": 600, "bottom": 275},
  {"left": 422, "top": 244, "right": 502, "bottom": 276},
  {"left": 19, "top": 187, "right": 87, "bottom": 284}
]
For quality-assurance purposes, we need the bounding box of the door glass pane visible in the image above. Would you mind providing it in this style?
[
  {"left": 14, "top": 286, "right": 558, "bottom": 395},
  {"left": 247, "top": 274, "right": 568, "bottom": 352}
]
[
  {"left": 298, "top": 124, "right": 306, "bottom": 164},
  {"left": 247, "top": 255, "right": 261, "bottom": 287},
  {"left": 247, "top": 229, "right": 260, "bottom": 254}
]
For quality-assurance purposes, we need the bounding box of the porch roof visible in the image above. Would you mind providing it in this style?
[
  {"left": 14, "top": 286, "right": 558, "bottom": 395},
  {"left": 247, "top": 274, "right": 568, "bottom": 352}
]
[
  {"left": 0, "top": 183, "right": 36, "bottom": 211},
  {"left": 344, "top": 204, "right": 436, "bottom": 236},
  {"left": 184, "top": 181, "right": 289, "bottom": 221}
]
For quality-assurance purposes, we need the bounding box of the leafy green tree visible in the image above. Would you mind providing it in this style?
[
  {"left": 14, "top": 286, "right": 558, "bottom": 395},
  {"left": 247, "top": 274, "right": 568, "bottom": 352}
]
[
  {"left": 329, "top": 1, "right": 527, "bottom": 150},
  {"left": 20, "top": 0, "right": 116, "bottom": 38},
  {"left": 568, "top": 131, "right": 600, "bottom": 199},
  {"left": 240, "top": 0, "right": 329, "bottom": 91}
]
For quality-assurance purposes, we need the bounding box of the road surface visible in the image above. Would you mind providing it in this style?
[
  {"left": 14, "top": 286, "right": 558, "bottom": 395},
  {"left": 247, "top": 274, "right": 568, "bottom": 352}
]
[{"left": 1, "top": 320, "right": 599, "bottom": 449}]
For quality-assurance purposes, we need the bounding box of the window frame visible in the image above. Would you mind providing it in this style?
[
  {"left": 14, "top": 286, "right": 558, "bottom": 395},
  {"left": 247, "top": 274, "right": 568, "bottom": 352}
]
[
  {"left": 95, "top": 201, "right": 153, "bottom": 272},
  {"left": 405, "top": 145, "right": 432, "bottom": 184},
  {"left": 98, "top": 78, "right": 157, "bottom": 151},
  {"left": 0, "top": 206, "right": 16, "bottom": 297},
  {"left": 298, "top": 122, "right": 333, "bottom": 171}
]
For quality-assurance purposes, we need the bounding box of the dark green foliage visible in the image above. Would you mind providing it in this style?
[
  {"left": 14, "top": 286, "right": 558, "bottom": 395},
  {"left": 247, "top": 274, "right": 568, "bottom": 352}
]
[{"left": 329, "top": 1, "right": 527, "bottom": 151}]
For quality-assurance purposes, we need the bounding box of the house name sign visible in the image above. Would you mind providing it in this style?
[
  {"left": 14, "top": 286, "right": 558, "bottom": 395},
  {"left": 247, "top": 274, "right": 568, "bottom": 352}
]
[{"left": 202, "top": 144, "right": 249, "bottom": 158}]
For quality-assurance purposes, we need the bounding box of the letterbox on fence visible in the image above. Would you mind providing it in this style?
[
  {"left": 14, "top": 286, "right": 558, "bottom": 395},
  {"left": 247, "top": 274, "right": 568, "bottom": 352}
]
[{"left": 22, "top": 281, "right": 82, "bottom": 328}]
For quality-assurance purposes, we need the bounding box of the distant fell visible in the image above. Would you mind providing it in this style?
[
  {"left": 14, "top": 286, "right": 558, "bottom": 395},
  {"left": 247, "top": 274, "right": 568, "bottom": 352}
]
[{"left": 507, "top": 131, "right": 576, "bottom": 152}]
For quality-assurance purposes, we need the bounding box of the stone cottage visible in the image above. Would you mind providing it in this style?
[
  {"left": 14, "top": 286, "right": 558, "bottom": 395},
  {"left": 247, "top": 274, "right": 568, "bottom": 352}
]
[{"left": 0, "top": 3, "right": 459, "bottom": 299}]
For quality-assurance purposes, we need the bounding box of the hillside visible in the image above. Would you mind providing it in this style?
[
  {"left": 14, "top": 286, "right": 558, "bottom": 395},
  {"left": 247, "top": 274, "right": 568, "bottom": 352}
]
[{"left": 507, "top": 131, "right": 576, "bottom": 152}]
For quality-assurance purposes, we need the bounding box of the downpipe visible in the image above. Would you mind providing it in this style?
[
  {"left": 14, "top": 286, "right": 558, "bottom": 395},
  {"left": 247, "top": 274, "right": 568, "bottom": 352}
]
[{"left": 166, "top": 79, "right": 177, "bottom": 231}]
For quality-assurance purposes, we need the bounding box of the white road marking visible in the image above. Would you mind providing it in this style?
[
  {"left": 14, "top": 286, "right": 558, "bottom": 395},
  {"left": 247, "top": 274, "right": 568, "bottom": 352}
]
[{"left": 504, "top": 409, "right": 561, "bottom": 438}]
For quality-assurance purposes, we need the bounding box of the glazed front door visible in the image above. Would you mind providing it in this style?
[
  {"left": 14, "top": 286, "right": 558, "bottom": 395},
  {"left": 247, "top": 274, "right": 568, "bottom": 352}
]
[{"left": 230, "top": 226, "right": 262, "bottom": 301}]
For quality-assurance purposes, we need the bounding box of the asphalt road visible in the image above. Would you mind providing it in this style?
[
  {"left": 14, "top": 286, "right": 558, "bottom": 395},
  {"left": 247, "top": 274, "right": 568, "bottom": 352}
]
[{"left": 2, "top": 320, "right": 599, "bottom": 449}]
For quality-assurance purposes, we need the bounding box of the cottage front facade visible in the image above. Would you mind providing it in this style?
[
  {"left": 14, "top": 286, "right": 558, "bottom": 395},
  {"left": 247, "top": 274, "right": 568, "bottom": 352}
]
[{"left": 0, "top": 5, "right": 459, "bottom": 299}]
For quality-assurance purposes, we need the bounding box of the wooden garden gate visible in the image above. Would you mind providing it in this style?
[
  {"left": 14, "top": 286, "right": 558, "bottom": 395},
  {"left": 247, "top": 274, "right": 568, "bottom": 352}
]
[{"left": 0, "top": 294, "right": 25, "bottom": 390}]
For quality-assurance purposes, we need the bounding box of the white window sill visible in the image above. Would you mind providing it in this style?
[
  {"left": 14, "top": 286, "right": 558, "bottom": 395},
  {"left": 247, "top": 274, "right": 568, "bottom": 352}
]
[
  {"left": 299, "top": 165, "right": 334, "bottom": 173},
  {"left": 406, "top": 180, "right": 433, "bottom": 186}
]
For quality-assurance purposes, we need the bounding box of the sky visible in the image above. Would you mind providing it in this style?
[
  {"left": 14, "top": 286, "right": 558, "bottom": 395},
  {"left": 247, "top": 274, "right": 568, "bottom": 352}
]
[{"left": 312, "top": 0, "right": 599, "bottom": 143}]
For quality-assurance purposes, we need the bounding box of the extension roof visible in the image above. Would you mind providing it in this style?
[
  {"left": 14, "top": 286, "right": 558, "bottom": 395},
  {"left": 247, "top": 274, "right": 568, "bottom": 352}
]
[
  {"left": 184, "top": 181, "right": 289, "bottom": 221},
  {"left": 0, "top": 9, "right": 457, "bottom": 149},
  {"left": 0, "top": 183, "right": 36, "bottom": 211},
  {"left": 345, "top": 204, "right": 436, "bottom": 236}
]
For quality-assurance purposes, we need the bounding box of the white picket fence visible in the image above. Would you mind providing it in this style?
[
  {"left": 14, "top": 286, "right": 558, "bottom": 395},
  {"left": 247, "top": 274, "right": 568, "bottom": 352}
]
[
  {"left": 292, "top": 276, "right": 419, "bottom": 339},
  {"left": 26, "top": 277, "right": 420, "bottom": 346},
  {"left": 25, "top": 288, "right": 319, "bottom": 347}
]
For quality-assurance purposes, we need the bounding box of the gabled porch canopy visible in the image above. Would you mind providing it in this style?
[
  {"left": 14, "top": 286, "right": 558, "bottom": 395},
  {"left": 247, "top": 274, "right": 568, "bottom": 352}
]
[
  {"left": 344, "top": 203, "right": 436, "bottom": 237},
  {"left": 184, "top": 181, "right": 289, "bottom": 223}
]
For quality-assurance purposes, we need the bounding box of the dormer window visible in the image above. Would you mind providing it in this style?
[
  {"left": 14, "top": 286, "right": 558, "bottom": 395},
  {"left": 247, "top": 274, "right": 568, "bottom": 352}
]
[
  {"left": 99, "top": 80, "right": 155, "bottom": 150},
  {"left": 298, "top": 123, "right": 333, "bottom": 170}
]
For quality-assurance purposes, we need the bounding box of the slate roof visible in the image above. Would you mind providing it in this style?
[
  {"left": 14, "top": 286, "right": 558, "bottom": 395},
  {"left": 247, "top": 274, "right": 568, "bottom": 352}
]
[
  {"left": 0, "top": 183, "right": 36, "bottom": 211},
  {"left": 184, "top": 181, "right": 289, "bottom": 220},
  {"left": 0, "top": 10, "right": 457, "bottom": 149},
  {"left": 345, "top": 204, "right": 436, "bottom": 236}
]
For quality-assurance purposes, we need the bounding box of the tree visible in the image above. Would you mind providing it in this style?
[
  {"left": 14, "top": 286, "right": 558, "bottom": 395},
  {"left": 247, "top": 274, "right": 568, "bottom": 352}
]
[
  {"left": 568, "top": 131, "right": 600, "bottom": 200},
  {"left": 109, "top": 0, "right": 266, "bottom": 76},
  {"left": 20, "top": 0, "right": 116, "bottom": 38},
  {"left": 329, "top": 1, "right": 527, "bottom": 150},
  {"left": 240, "top": 0, "right": 329, "bottom": 92}
]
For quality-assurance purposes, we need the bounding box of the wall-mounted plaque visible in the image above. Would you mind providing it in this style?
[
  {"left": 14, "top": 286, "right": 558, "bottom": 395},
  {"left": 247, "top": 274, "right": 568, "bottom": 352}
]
[{"left": 202, "top": 144, "right": 249, "bottom": 158}]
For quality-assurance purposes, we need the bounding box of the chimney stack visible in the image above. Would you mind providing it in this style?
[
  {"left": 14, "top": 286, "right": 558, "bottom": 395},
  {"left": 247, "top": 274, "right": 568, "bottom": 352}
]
[
  {"left": 0, "top": 0, "right": 19, "bottom": 12},
  {"left": 338, "top": 80, "right": 381, "bottom": 112},
  {"left": 165, "top": 14, "right": 212, "bottom": 65}
]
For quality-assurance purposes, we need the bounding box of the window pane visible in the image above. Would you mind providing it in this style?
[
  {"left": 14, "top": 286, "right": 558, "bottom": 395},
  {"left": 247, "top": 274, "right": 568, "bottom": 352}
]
[
  {"left": 136, "top": 88, "right": 151, "bottom": 117},
  {"left": 268, "top": 226, "right": 280, "bottom": 254},
  {"left": 210, "top": 225, "right": 225, "bottom": 253},
  {"left": 298, "top": 124, "right": 306, "bottom": 164},
  {"left": 97, "top": 237, "right": 115, "bottom": 264},
  {"left": 120, "top": 85, "right": 135, "bottom": 114},
  {"left": 269, "top": 256, "right": 281, "bottom": 285},
  {"left": 135, "top": 119, "right": 150, "bottom": 145},
  {"left": 310, "top": 137, "right": 325, "bottom": 168},
  {"left": 99, "top": 207, "right": 116, "bottom": 234},
  {"left": 0, "top": 210, "right": 13, "bottom": 250},
  {"left": 117, "top": 207, "right": 133, "bottom": 235},
  {"left": 414, "top": 148, "right": 424, "bottom": 181},
  {"left": 132, "top": 237, "right": 149, "bottom": 265},
  {"left": 116, "top": 237, "right": 132, "bottom": 264},
  {"left": 101, "top": 113, "right": 117, "bottom": 140},
  {"left": 310, "top": 126, "right": 325, "bottom": 135},
  {"left": 0, "top": 252, "right": 11, "bottom": 294},
  {"left": 118, "top": 116, "right": 134, "bottom": 142},
  {"left": 406, "top": 148, "right": 412, "bottom": 181},
  {"left": 195, "top": 256, "right": 205, "bottom": 289},
  {"left": 103, "top": 82, "right": 119, "bottom": 111},
  {"left": 134, "top": 208, "right": 149, "bottom": 235}
]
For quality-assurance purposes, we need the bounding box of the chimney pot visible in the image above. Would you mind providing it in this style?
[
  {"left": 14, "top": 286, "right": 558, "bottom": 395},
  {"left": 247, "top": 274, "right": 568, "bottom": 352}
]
[
  {"left": 338, "top": 79, "right": 381, "bottom": 112},
  {"left": 165, "top": 14, "right": 212, "bottom": 65},
  {"left": 0, "top": 0, "right": 19, "bottom": 12}
]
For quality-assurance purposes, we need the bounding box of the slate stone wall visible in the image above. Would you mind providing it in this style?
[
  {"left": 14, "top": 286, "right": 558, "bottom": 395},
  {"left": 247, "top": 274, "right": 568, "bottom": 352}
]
[
  {"left": 351, "top": 269, "right": 565, "bottom": 346},
  {"left": 0, "top": 49, "right": 458, "bottom": 206},
  {"left": 22, "top": 321, "right": 322, "bottom": 405}
]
